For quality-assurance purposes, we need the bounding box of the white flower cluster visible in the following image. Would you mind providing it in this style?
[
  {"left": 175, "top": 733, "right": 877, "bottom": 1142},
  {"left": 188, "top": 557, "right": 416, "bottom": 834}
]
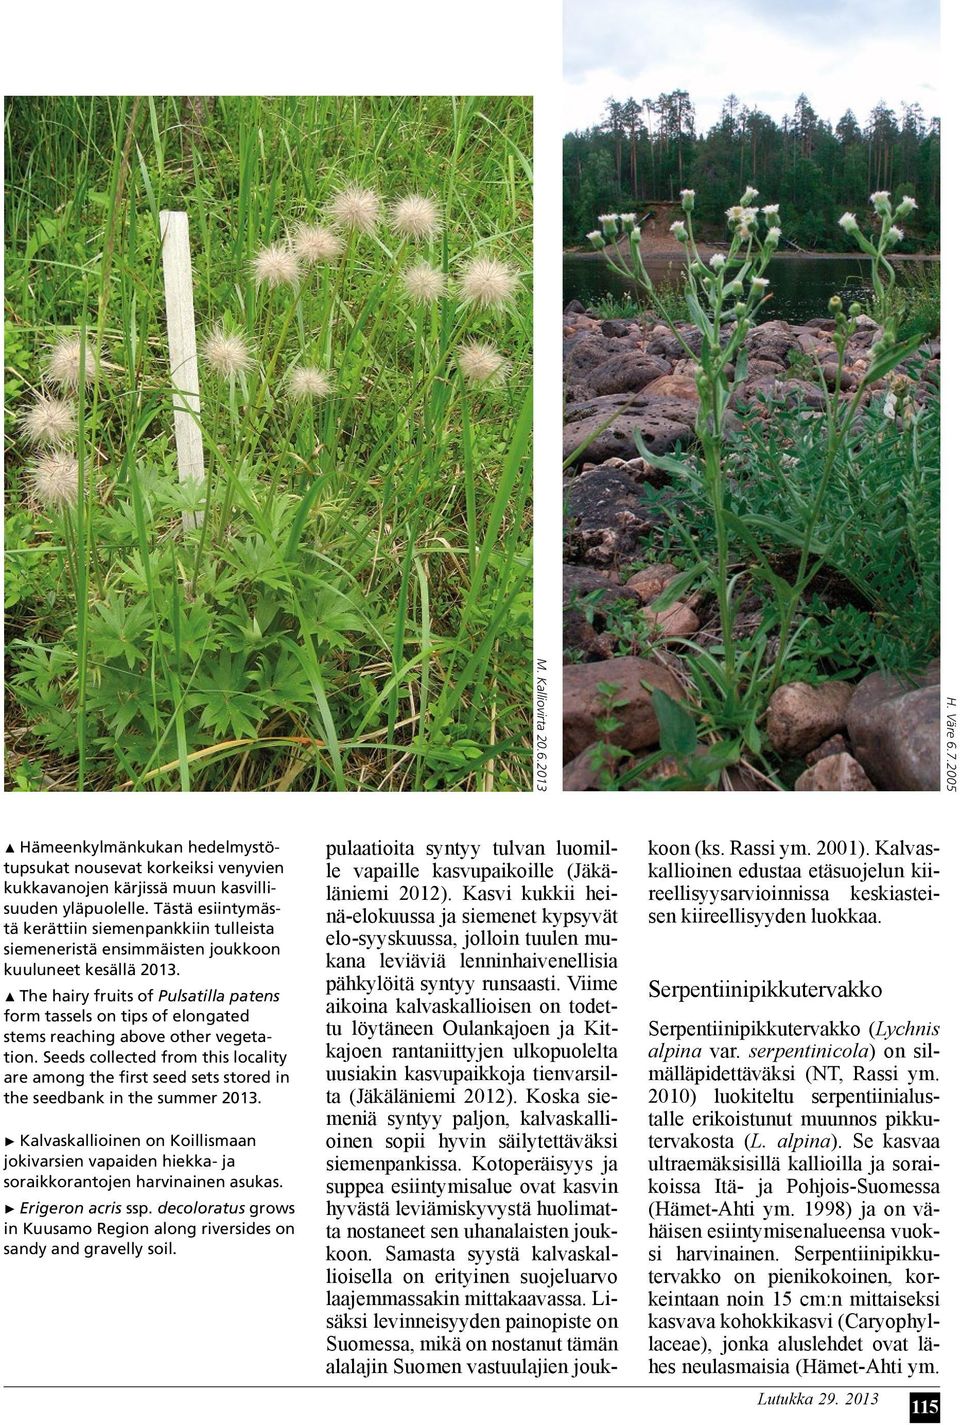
[
  {"left": 588, "top": 199, "right": 702, "bottom": 249},
  {"left": 594, "top": 189, "right": 784, "bottom": 314},
  {"left": 589, "top": 191, "right": 699, "bottom": 257},
  {"left": 726, "top": 204, "right": 760, "bottom": 239},
  {"left": 838, "top": 192, "right": 919, "bottom": 251}
]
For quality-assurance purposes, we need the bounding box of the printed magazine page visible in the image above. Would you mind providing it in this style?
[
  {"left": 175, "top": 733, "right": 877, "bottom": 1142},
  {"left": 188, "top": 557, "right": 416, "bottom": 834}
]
[{"left": 0, "top": 4, "right": 954, "bottom": 1425}]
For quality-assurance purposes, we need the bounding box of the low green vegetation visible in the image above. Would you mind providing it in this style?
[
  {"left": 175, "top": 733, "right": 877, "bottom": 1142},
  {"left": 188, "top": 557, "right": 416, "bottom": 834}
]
[
  {"left": 866, "top": 260, "right": 940, "bottom": 340},
  {"left": 586, "top": 285, "right": 689, "bottom": 325},
  {"left": 639, "top": 378, "right": 939, "bottom": 681},
  {"left": 5, "top": 96, "right": 533, "bottom": 791},
  {"left": 583, "top": 191, "right": 938, "bottom": 789}
]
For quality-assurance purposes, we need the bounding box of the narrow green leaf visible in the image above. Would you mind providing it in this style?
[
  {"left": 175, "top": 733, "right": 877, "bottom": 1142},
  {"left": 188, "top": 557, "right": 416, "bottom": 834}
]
[
  {"left": 634, "top": 433, "right": 691, "bottom": 478},
  {"left": 283, "top": 474, "right": 325, "bottom": 560},
  {"left": 650, "top": 688, "right": 699, "bottom": 760},
  {"left": 412, "top": 555, "right": 432, "bottom": 791},
  {"left": 685, "top": 291, "right": 709, "bottom": 334},
  {"left": 648, "top": 562, "right": 706, "bottom": 612},
  {"left": 283, "top": 630, "right": 346, "bottom": 791},
  {"left": 864, "top": 334, "right": 927, "bottom": 386}
]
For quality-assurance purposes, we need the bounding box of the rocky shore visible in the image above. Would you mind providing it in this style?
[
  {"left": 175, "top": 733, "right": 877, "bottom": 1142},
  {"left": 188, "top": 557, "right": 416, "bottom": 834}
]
[{"left": 561, "top": 303, "right": 941, "bottom": 791}]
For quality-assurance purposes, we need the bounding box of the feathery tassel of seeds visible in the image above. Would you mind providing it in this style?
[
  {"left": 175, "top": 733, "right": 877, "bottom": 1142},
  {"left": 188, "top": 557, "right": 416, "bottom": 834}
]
[
  {"left": 46, "top": 335, "right": 96, "bottom": 390},
  {"left": 252, "top": 244, "right": 300, "bottom": 289},
  {"left": 202, "top": 327, "right": 254, "bottom": 378},
  {"left": 287, "top": 366, "right": 334, "bottom": 401},
  {"left": 402, "top": 262, "right": 446, "bottom": 305},
  {"left": 329, "top": 185, "right": 380, "bottom": 235},
  {"left": 292, "top": 224, "right": 344, "bottom": 265},
  {"left": 390, "top": 194, "right": 441, "bottom": 241},
  {"left": 457, "top": 256, "right": 520, "bottom": 310},
  {"left": 28, "top": 452, "right": 79, "bottom": 510},
  {"left": 19, "top": 394, "right": 75, "bottom": 446},
  {"left": 456, "top": 340, "right": 511, "bottom": 388}
]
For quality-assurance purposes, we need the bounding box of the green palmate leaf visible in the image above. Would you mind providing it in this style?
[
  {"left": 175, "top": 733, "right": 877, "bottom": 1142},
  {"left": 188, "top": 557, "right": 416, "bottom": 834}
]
[
  {"left": 633, "top": 434, "right": 692, "bottom": 478},
  {"left": 185, "top": 651, "right": 263, "bottom": 740},
  {"left": 248, "top": 646, "right": 315, "bottom": 708},
  {"left": 162, "top": 601, "right": 215, "bottom": 663},
  {"left": 650, "top": 688, "right": 699, "bottom": 760},
  {"left": 226, "top": 535, "right": 289, "bottom": 589},
  {"left": 88, "top": 592, "right": 154, "bottom": 671}
]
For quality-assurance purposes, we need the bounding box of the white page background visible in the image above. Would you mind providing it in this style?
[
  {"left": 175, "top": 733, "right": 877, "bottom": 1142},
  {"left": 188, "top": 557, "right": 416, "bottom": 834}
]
[{"left": 1, "top": 3, "right": 955, "bottom": 1423}]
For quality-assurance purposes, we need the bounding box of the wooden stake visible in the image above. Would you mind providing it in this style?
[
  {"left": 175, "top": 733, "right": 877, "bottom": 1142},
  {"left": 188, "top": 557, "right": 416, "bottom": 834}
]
[{"left": 159, "top": 210, "right": 204, "bottom": 530}]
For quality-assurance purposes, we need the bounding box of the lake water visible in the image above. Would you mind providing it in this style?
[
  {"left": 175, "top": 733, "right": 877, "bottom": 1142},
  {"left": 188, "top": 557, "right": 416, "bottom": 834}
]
[{"left": 563, "top": 253, "right": 937, "bottom": 326}]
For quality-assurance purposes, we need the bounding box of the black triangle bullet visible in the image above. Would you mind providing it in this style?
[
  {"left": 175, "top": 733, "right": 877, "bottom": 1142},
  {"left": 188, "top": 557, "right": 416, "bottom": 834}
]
[
  {"left": 5, "top": 845, "right": 13, "bottom": 854},
  {"left": 5, "top": 994, "right": 13, "bottom": 1003},
  {"left": 4, "top": 1138, "right": 12, "bottom": 1146},
  {"left": 5, "top": 1205, "right": 13, "bottom": 1214}
]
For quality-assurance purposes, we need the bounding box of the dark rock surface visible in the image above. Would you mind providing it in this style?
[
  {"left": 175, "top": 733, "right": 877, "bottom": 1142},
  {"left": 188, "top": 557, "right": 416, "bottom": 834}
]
[
  {"left": 744, "top": 320, "right": 803, "bottom": 367},
  {"left": 574, "top": 351, "right": 672, "bottom": 400},
  {"left": 564, "top": 657, "right": 685, "bottom": 761},
  {"left": 562, "top": 744, "right": 606, "bottom": 790},
  {"left": 563, "top": 468, "right": 665, "bottom": 566},
  {"left": 599, "top": 319, "right": 637, "bottom": 338},
  {"left": 563, "top": 395, "right": 698, "bottom": 467},
  {"left": 795, "top": 752, "right": 875, "bottom": 791},
  {"left": 561, "top": 564, "right": 640, "bottom": 660},
  {"left": 846, "top": 660, "right": 940, "bottom": 790},
  {"left": 765, "top": 681, "right": 855, "bottom": 758},
  {"left": 562, "top": 565, "right": 621, "bottom": 598}
]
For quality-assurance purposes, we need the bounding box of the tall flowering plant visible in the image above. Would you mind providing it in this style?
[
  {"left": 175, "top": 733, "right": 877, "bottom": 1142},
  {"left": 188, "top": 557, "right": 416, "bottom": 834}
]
[{"left": 590, "top": 189, "right": 926, "bottom": 762}]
